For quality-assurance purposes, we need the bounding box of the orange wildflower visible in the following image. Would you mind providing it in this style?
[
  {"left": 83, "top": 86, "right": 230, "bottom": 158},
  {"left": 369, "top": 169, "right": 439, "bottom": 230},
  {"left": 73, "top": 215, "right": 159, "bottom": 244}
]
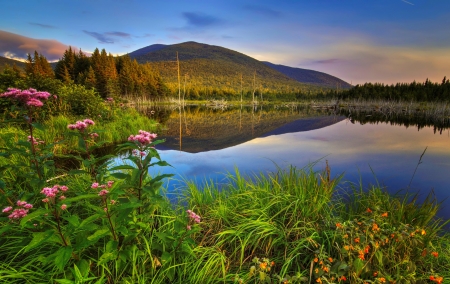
[
  {"left": 373, "top": 271, "right": 378, "bottom": 276},
  {"left": 340, "top": 276, "right": 347, "bottom": 281},
  {"left": 431, "top": 251, "right": 439, "bottom": 258},
  {"left": 367, "top": 208, "right": 372, "bottom": 213},
  {"left": 364, "top": 245, "right": 370, "bottom": 254},
  {"left": 421, "top": 249, "right": 428, "bottom": 257},
  {"left": 372, "top": 223, "right": 380, "bottom": 232},
  {"left": 323, "top": 266, "right": 329, "bottom": 273},
  {"left": 378, "top": 277, "right": 386, "bottom": 283},
  {"left": 358, "top": 250, "right": 365, "bottom": 260},
  {"left": 260, "top": 262, "right": 267, "bottom": 270},
  {"left": 316, "top": 278, "right": 322, "bottom": 283},
  {"left": 270, "top": 261, "right": 275, "bottom": 267},
  {"left": 314, "top": 257, "right": 319, "bottom": 263},
  {"left": 336, "top": 223, "right": 343, "bottom": 229},
  {"left": 354, "top": 237, "right": 360, "bottom": 243},
  {"left": 381, "top": 212, "right": 388, "bottom": 217},
  {"left": 328, "top": 257, "right": 333, "bottom": 262},
  {"left": 430, "top": 276, "right": 435, "bottom": 281}
]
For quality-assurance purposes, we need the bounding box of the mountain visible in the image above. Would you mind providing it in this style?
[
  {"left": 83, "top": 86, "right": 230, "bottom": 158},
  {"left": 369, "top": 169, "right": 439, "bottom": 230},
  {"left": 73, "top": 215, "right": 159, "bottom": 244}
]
[
  {"left": 262, "top": 61, "right": 352, "bottom": 89},
  {"left": 150, "top": 105, "right": 345, "bottom": 153},
  {"left": 0, "top": 56, "right": 25, "bottom": 71},
  {"left": 128, "top": 41, "right": 325, "bottom": 97}
]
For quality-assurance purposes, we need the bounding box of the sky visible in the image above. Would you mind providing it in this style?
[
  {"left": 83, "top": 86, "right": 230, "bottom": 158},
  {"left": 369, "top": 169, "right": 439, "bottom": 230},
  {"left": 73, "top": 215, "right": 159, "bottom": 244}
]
[{"left": 1, "top": 0, "right": 450, "bottom": 85}]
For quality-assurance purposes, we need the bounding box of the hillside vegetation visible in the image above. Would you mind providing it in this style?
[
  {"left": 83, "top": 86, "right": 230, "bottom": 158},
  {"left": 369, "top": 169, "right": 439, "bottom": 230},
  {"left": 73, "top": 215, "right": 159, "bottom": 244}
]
[
  {"left": 263, "top": 61, "right": 352, "bottom": 89},
  {"left": 129, "top": 41, "right": 325, "bottom": 99}
]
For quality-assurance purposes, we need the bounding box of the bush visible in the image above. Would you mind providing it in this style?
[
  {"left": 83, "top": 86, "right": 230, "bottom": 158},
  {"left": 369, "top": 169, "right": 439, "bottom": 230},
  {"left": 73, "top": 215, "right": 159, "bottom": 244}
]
[{"left": 58, "top": 84, "right": 106, "bottom": 117}]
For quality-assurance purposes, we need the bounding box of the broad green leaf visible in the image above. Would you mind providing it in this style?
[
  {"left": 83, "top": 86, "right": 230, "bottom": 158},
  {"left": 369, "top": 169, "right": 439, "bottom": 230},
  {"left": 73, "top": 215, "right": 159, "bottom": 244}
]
[
  {"left": 72, "top": 264, "right": 83, "bottom": 281},
  {"left": 76, "top": 259, "right": 90, "bottom": 278},
  {"left": 24, "top": 230, "right": 55, "bottom": 252},
  {"left": 79, "top": 214, "right": 102, "bottom": 229},
  {"left": 352, "top": 258, "right": 364, "bottom": 274},
  {"left": 87, "top": 228, "right": 110, "bottom": 241},
  {"left": 31, "top": 122, "right": 45, "bottom": 131},
  {"left": 98, "top": 252, "right": 117, "bottom": 265},
  {"left": 78, "top": 136, "right": 87, "bottom": 151},
  {"left": 55, "top": 246, "right": 73, "bottom": 271},
  {"left": 63, "top": 215, "right": 80, "bottom": 228},
  {"left": 109, "top": 165, "right": 136, "bottom": 171},
  {"left": 110, "top": 172, "right": 130, "bottom": 179},
  {"left": 161, "top": 251, "right": 172, "bottom": 265},
  {"left": 20, "top": 208, "right": 48, "bottom": 227}
]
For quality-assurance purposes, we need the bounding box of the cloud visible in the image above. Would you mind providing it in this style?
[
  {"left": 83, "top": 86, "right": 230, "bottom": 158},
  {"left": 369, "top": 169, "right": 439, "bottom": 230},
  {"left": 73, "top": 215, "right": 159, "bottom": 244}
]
[
  {"left": 308, "top": 59, "right": 340, "bottom": 65},
  {"left": 29, "top": 22, "right": 57, "bottom": 29},
  {"left": 83, "top": 30, "right": 114, "bottom": 44},
  {"left": 105, "top": 31, "right": 131, "bottom": 38},
  {"left": 243, "top": 5, "right": 282, "bottom": 18},
  {"left": 83, "top": 30, "right": 132, "bottom": 44},
  {"left": 0, "top": 30, "right": 69, "bottom": 61},
  {"left": 401, "top": 0, "right": 414, "bottom": 5},
  {"left": 182, "top": 12, "right": 223, "bottom": 28}
]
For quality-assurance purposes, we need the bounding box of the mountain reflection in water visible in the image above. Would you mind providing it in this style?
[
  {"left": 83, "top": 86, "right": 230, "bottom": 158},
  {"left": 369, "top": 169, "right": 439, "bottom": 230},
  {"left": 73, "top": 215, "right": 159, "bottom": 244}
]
[{"left": 137, "top": 105, "right": 450, "bottom": 226}]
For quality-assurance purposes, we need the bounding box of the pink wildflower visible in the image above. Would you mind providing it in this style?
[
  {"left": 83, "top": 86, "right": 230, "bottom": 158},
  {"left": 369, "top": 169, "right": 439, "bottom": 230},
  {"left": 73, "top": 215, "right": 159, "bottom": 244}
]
[
  {"left": 90, "top": 133, "right": 99, "bottom": 138},
  {"left": 128, "top": 130, "right": 157, "bottom": 146},
  {"left": 187, "top": 209, "right": 201, "bottom": 223},
  {"left": 84, "top": 119, "right": 95, "bottom": 125},
  {"left": 59, "top": 196, "right": 66, "bottom": 200},
  {"left": 26, "top": 98, "right": 44, "bottom": 107},
  {"left": 91, "top": 182, "right": 99, "bottom": 189},
  {"left": 98, "top": 189, "right": 109, "bottom": 196},
  {"left": 2, "top": 206, "right": 13, "bottom": 213},
  {"left": 104, "top": 208, "right": 108, "bottom": 212},
  {"left": 187, "top": 225, "right": 192, "bottom": 230},
  {"left": 8, "top": 208, "right": 29, "bottom": 219},
  {"left": 60, "top": 185, "right": 68, "bottom": 192},
  {"left": 110, "top": 200, "right": 116, "bottom": 205},
  {"left": 60, "top": 204, "right": 67, "bottom": 210},
  {"left": 107, "top": 180, "right": 114, "bottom": 188},
  {"left": 42, "top": 198, "right": 49, "bottom": 203}
]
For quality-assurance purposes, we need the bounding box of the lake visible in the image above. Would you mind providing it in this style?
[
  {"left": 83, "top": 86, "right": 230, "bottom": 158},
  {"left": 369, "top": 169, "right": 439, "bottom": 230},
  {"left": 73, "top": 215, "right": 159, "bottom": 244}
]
[{"left": 135, "top": 104, "right": 450, "bottom": 226}]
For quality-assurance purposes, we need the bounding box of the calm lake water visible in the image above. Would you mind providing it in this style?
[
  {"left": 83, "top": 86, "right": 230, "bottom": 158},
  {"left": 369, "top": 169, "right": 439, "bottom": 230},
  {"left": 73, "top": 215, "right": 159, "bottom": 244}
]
[{"left": 134, "top": 105, "right": 450, "bottom": 225}]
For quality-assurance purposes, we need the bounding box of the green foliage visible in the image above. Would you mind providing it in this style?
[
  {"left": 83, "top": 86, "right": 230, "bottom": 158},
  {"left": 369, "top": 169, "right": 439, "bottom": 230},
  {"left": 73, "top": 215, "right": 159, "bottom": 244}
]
[{"left": 58, "top": 84, "right": 106, "bottom": 117}]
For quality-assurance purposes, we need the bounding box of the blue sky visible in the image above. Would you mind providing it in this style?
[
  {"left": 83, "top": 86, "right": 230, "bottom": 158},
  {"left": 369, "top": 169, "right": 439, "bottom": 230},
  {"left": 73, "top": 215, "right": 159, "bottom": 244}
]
[{"left": 1, "top": 0, "right": 449, "bottom": 84}]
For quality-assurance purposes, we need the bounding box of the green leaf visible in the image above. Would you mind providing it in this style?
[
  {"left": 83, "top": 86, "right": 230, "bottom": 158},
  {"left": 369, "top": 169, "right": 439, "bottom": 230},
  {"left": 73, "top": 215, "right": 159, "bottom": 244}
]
[
  {"left": 55, "top": 246, "right": 73, "bottom": 271},
  {"left": 110, "top": 172, "right": 130, "bottom": 180},
  {"left": 78, "top": 136, "right": 86, "bottom": 152},
  {"left": 64, "top": 194, "right": 99, "bottom": 204},
  {"left": 76, "top": 259, "right": 90, "bottom": 278},
  {"left": 31, "top": 122, "right": 45, "bottom": 131},
  {"left": 24, "top": 230, "right": 55, "bottom": 252},
  {"left": 352, "top": 258, "right": 364, "bottom": 275},
  {"left": 109, "top": 165, "right": 136, "bottom": 171},
  {"left": 0, "top": 179, "right": 5, "bottom": 189},
  {"left": 54, "top": 280, "right": 74, "bottom": 284},
  {"left": 150, "top": 160, "right": 172, "bottom": 168},
  {"left": 68, "top": 169, "right": 87, "bottom": 175},
  {"left": 72, "top": 264, "right": 83, "bottom": 281},
  {"left": 375, "top": 250, "right": 383, "bottom": 266},
  {"left": 87, "top": 228, "right": 110, "bottom": 241},
  {"left": 63, "top": 215, "right": 80, "bottom": 228},
  {"left": 20, "top": 208, "right": 48, "bottom": 227},
  {"left": 79, "top": 214, "right": 102, "bottom": 230},
  {"left": 98, "top": 252, "right": 117, "bottom": 265},
  {"left": 161, "top": 251, "right": 173, "bottom": 265}
]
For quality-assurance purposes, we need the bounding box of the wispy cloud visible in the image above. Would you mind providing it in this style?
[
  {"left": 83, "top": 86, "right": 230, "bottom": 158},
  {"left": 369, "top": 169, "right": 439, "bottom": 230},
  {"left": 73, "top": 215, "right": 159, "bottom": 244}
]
[
  {"left": 105, "top": 31, "right": 131, "bottom": 38},
  {"left": 182, "top": 12, "right": 223, "bottom": 28},
  {"left": 0, "top": 30, "right": 69, "bottom": 61},
  {"left": 309, "top": 59, "right": 340, "bottom": 65},
  {"left": 83, "top": 30, "right": 132, "bottom": 44},
  {"left": 243, "top": 5, "right": 282, "bottom": 18},
  {"left": 83, "top": 30, "right": 114, "bottom": 44},
  {"left": 29, "top": 22, "right": 57, "bottom": 29},
  {"left": 401, "top": 0, "right": 415, "bottom": 5}
]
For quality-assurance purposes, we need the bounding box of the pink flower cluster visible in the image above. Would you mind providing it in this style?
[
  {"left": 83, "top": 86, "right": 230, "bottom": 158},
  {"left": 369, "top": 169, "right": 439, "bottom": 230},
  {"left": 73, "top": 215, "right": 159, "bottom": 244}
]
[
  {"left": 67, "top": 119, "right": 95, "bottom": 132},
  {"left": 106, "top": 97, "right": 114, "bottom": 102},
  {"left": 186, "top": 209, "right": 201, "bottom": 229},
  {"left": 28, "top": 136, "right": 45, "bottom": 145},
  {"left": 2, "top": 200, "right": 33, "bottom": 219},
  {"left": 0, "top": 88, "right": 51, "bottom": 108},
  {"left": 41, "top": 184, "right": 68, "bottom": 204},
  {"left": 128, "top": 130, "right": 157, "bottom": 147},
  {"left": 91, "top": 180, "right": 114, "bottom": 190}
]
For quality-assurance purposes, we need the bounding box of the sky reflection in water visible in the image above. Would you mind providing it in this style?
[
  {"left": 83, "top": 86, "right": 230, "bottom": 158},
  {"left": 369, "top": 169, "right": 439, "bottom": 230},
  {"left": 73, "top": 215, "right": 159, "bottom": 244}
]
[{"left": 151, "top": 119, "right": 450, "bottom": 223}]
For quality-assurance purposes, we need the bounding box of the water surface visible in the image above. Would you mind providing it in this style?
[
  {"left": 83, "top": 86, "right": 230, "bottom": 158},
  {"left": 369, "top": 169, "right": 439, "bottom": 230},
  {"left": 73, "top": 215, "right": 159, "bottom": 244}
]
[{"left": 139, "top": 105, "right": 450, "bottom": 224}]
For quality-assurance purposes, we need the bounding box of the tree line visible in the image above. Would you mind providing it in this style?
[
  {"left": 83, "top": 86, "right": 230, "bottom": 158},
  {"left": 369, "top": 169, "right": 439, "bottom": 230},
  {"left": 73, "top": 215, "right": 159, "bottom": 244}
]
[{"left": 317, "top": 78, "right": 450, "bottom": 102}]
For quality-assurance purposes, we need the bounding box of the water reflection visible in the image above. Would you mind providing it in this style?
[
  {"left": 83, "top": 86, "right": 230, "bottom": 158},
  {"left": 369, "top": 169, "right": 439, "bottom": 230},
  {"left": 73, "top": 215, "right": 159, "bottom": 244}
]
[{"left": 137, "top": 105, "right": 450, "bottom": 226}]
